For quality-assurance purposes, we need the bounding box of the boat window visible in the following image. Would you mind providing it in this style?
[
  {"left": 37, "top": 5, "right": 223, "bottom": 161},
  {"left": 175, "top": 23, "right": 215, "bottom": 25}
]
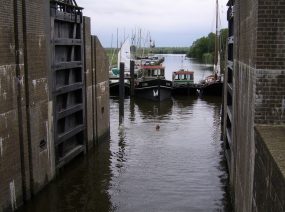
[
  {"left": 153, "top": 69, "right": 160, "bottom": 76},
  {"left": 190, "top": 74, "right": 193, "bottom": 80},
  {"left": 148, "top": 70, "right": 151, "bottom": 76},
  {"left": 175, "top": 75, "right": 179, "bottom": 80}
]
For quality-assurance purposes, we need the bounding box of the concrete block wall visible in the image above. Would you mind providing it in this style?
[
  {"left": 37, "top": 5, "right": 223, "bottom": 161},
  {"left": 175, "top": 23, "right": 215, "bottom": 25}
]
[
  {"left": 253, "top": 126, "right": 285, "bottom": 212},
  {"left": 231, "top": 0, "right": 258, "bottom": 211},
  {"left": 256, "top": 0, "right": 285, "bottom": 70},
  {"left": 91, "top": 36, "right": 98, "bottom": 143},
  {"left": 232, "top": 63, "right": 256, "bottom": 212},
  {"left": 0, "top": 0, "right": 31, "bottom": 210},
  {"left": 228, "top": 0, "right": 285, "bottom": 211},
  {"left": 83, "top": 17, "right": 95, "bottom": 151},
  {"left": 0, "top": 2, "right": 110, "bottom": 211},
  {"left": 23, "top": 0, "right": 55, "bottom": 194},
  {"left": 255, "top": 70, "right": 285, "bottom": 124},
  {"left": 83, "top": 18, "right": 110, "bottom": 148},
  {"left": 94, "top": 36, "right": 110, "bottom": 141},
  {"left": 0, "top": 0, "right": 54, "bottom": 210},
  {"left": 86, "top": 34, "right": 110, "bottom": 146},
  {"left": 254, "top": 0, "right": 285, "bottom": 125}
]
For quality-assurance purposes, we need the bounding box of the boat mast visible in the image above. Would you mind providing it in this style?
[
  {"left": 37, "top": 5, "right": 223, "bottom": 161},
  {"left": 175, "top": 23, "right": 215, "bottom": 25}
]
[
  {"left": 117, "top": 28, "right": 119, "bottom": 53},
  {"left": 214, "top": 0, "right": 219, "bottom": 68}
]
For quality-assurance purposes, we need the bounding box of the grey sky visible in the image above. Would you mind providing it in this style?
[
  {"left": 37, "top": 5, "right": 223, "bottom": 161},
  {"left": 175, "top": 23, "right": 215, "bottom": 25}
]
[{"left": 77, "top": 0, "right": 228, "bottom": 47}]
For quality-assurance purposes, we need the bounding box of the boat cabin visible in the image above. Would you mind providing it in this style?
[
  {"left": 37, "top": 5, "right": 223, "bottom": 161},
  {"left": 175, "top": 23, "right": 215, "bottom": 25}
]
[
  {"left": 137, "top": 65, "right": 165, "bottom": 80},
  {"left": 172, "top": 70, "right": 194, "bottom": 86}
]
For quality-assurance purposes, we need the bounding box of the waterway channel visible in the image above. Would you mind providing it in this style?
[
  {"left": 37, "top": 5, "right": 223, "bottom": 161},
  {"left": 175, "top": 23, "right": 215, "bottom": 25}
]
[{"left": 19, "top": 55, "right": 232, "bottom": 211}]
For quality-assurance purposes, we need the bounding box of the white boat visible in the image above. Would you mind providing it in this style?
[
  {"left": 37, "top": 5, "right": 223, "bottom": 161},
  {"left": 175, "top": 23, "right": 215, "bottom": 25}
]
[{"left": 109, "top": 39, "right": 131, "bottom": 96}]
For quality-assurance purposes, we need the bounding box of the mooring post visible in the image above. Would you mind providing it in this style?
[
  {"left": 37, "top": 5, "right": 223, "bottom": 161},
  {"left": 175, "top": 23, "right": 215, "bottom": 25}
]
[
  {"left": 119, "top": 62, "right": 125, "bottom": 124},
  {"left": 130, "top": 60, "right": 135, "bottom": 97}
]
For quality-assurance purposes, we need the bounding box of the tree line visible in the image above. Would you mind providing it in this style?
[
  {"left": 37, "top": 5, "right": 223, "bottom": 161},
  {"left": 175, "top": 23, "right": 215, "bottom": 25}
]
[
  {"left": 186, "top": 28, "right": 228, "bottom": 65},
  {"left": 148, "top": 47, "right": 189, "bottom": 54}
]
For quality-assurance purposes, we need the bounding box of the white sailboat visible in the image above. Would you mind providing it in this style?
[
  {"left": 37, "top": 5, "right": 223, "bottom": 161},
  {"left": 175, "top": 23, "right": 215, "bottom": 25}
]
[
  {"left": 117, "top": 39, "right": 131, "bottom": 72},
  {"left": 109, "top": 39, "right": 131, "bottom": 96}
]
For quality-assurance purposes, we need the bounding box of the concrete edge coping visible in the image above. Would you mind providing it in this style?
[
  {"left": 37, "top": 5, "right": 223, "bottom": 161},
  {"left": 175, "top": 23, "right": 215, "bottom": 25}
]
[{"left": 255, "top": 125, "right": 285, "bottom": 178}]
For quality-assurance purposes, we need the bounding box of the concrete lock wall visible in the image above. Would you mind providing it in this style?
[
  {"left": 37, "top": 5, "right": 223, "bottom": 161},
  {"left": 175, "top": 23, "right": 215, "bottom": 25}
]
[
  {"left": 0, "top": 0, "right": 28, "bottom": 210},
  {"left": 226, "top": 0, "right": 285, "bottom": 211},
  {"left": 93, "top": 36, "right": 110, "bottom": 142},
  {"left": 83, "top": 17, "right": 94, "bottom": 151},
  {"left": 231, "top": 1, "right": 258, "bottom": 211},
  {"left": 84, "top": 20, "right": 110, "bottom": 150},
  {"left": 24, "top": 0, "right": 55, "bottom": 195},
  {"left": 0, "top": 0, "right": 54, "bottom": 210},
  {"left": 0, "top": 1, "right": 110, "bottom": 211}
]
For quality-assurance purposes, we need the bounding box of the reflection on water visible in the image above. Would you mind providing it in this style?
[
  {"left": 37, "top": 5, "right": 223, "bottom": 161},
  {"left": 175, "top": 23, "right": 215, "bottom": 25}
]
[
  {"left": 19, "top": 96, "right": 232, "bottom": 212},
  {"left": 19, "top": 139, "right": 113, "bottom": 212},
  {"left": 108, "top": 96, "right": 232, "bottom": 212},
  {"left": 134, "top": 98, "right": 173, "bottom": 119},
  {"left": 161, "top": 54, "right": 213, "bottom": 82},
  {"left": 19, "top": 55, "right": 232, "bottom": 212}
]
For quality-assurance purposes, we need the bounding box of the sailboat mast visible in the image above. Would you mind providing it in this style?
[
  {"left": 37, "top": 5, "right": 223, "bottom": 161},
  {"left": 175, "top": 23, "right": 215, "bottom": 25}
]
[
  {"left": 116, "top": 28, "right": 119, "bottom": 52},
  {"left": 215, "top": 0, "right": 219, "bottom": 66}
]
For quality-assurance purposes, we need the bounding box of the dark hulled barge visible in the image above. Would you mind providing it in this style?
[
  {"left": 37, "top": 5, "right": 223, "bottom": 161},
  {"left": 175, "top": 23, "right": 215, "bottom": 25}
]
[
  {"left": 135, "top": 65, "right": 172, "bottom": 101},
  {"left": 199, "top": 74, "right": 223, "bottom": 96}
]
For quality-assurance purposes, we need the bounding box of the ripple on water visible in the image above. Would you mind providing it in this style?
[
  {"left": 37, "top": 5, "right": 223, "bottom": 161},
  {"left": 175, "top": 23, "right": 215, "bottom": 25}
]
[{"left": 18, "top": 55, "right": 232, "bottom": 212}]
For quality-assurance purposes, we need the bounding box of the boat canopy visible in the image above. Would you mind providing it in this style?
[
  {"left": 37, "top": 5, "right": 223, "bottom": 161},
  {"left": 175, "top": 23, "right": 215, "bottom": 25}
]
[
  {"left": 141, "top": 65, "right": 164, "bottom": 70},
  {"left": 111, "top": 68, "right": 120, "bottom": 76},
  {"left": 173, "top": 70, "right": 194, "bottom": 75},
  {"left": 137, "top": 65, "right": 165, "bottom": 79}
]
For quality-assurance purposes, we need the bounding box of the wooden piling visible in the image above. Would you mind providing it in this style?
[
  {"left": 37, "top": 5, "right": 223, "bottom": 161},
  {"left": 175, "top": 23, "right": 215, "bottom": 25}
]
[
  {"left": 130, "top": 60, "right": 135, "bottom": 97},
  {"left": 119, "top": 62, "right": 125, "bottom": 124}
]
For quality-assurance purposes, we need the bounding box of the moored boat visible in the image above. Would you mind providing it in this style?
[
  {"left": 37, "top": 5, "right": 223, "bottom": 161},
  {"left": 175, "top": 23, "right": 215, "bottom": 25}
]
[
  {"left": 199, "top": 74, "right": 223, "bottom": 96},
  {"left": 172, "top": 70, "right": 198, "bottom": 95},
  {"left": 135, "top": 65, "right": 172, "bottom": 101},
  {"left": 109, "top": 67, "right": 131, "bottom": 96},
  {"left": 199, "top": 0, "right": 223, "bottom": 96}
]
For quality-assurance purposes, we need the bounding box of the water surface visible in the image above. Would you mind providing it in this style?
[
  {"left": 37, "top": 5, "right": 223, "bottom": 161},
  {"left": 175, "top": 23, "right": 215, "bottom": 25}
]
[{"left": 19, "top": 55, "right": 232, "bottom": 212}]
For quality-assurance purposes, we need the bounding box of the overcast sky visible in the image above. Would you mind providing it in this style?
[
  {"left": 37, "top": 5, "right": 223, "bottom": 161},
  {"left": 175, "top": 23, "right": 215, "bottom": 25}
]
[{"left": 77, "top": 0, "right": 228, "bottom": 47}]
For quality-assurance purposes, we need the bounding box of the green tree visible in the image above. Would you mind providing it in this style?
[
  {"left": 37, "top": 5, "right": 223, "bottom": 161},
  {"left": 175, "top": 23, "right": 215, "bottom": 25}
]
[
  {"left": 187, "top": 29, "right": 228, "bottom": 65},
  {"left": 219, "top": 28, "right": 228, "bottom": 73}
]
